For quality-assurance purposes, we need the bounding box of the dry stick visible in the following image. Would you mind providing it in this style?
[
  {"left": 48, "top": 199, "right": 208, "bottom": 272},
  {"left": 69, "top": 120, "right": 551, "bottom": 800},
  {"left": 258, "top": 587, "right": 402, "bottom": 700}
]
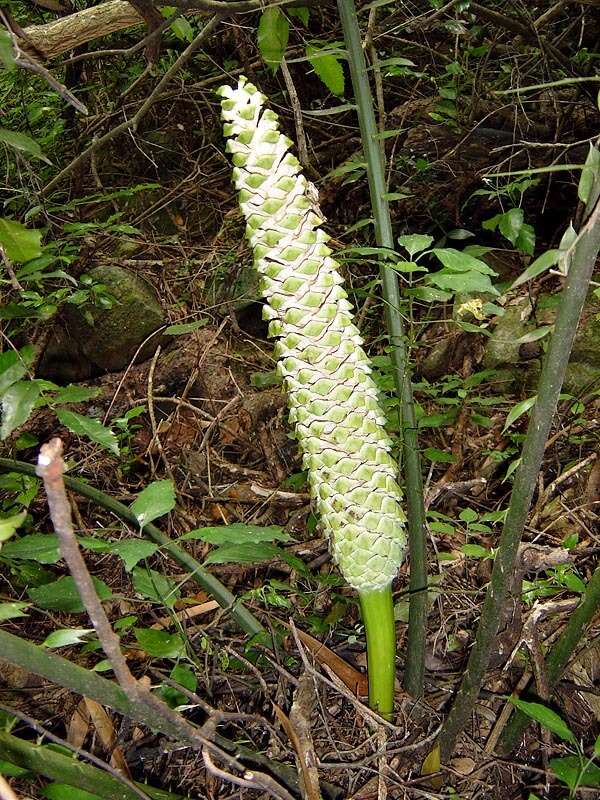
[
  {"left": 438, "top": 187, "right": 600, "bottom": 761},
  {"left": 280, "top": 58, "right": 309, "bottom": 168},
  {"left": 41, "top": 14, "right": 221, "bottom": 197},
  {"left": 34, "top": 438, "right": 295, "bottom": 800}
]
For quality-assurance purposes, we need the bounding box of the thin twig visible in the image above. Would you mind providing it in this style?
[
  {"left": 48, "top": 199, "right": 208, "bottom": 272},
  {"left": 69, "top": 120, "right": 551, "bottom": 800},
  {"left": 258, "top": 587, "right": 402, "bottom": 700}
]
[{"left": 281, "top": 57, "right": 309, "bottom": 167}]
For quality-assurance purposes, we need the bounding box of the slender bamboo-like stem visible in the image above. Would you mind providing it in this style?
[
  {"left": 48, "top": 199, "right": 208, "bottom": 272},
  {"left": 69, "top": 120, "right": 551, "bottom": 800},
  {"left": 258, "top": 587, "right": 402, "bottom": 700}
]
[
  {"left": 0, "top": 629, "right": 343, "bottom": 800},
  {"left": 439, "top": 192, "right": 600, "bottom": 762},
  {"left": 0, "top": 457, "right": 266, "bottom": 640},
  {"left": 359, "top": 587, "right": 396, "bottom": 719},
  {"left": 337, "top": 0, "right": 428, "bottom": 698},
  {"left": 497, "top": 560, "right": 600, "bottom": 754}
]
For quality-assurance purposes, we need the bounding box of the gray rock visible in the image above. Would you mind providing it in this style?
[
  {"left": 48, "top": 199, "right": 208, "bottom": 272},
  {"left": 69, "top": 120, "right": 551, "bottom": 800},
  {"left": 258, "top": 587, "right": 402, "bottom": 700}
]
[{"left": 39, "top": 265, "right": 164, "bottom": 382}]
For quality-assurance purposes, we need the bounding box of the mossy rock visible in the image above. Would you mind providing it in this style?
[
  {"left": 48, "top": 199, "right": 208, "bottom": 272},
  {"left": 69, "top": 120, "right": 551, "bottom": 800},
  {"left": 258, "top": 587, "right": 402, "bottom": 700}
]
[{"left": 39, "top": 266, "right": 164, "bottom": 381}]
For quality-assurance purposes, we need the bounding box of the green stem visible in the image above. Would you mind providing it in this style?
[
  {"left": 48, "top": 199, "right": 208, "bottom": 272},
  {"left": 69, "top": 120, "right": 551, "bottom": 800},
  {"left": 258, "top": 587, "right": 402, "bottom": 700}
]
[
  {"left": 0, "top": 730, "right": 180, "bottom": 800},
  {"left": 359, "top": 587, "right": 396, "bottom": 719},
  {"left": 0, "top": 629, "right": 343, "bottom": 800},
  {"left": 337, "top": 0, "right": 428, "bottom": 699},
  {"left": 0, "top": 457, "right": 266, "bottom": 641},
  {"left": 497, "top": 561, "right": 600, "bottom": 755},
  {"left": 439, "top": 186, "right": 600, "bottom": 762}
]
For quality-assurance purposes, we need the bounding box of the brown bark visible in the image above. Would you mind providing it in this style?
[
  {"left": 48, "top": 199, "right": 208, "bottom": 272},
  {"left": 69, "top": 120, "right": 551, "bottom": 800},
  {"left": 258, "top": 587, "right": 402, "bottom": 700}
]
[{"left": 18, "top": 1, "right": 144, "bottom": 60}]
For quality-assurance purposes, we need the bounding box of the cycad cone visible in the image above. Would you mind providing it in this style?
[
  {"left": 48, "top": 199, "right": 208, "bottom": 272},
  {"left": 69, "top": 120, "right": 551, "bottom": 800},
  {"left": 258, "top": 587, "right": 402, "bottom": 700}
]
[{"left": 219, "top": 77, "right": 406, "bottom": 713}]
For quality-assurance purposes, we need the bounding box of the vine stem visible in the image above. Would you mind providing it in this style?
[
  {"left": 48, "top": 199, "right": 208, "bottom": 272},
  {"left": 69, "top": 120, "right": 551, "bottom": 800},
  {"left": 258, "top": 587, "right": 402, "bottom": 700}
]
[
  {"left": 337, "top": 0, "right": 428, "bottom": 700},
  {"left": 0, "top": 456, "right": 266, "bottom": 640},
  {"left": 439, "top": 182, "right": 600, "bottom": 762}
]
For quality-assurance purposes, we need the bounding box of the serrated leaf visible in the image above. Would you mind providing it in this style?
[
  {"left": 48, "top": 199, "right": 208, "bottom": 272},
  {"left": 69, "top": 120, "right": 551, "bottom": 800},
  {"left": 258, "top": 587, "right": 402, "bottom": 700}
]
[
  {"left": 134, "top": 627, "right": 185, "bottom": 658},
  {"left": 503, "top": 395, "right": 537, "bottom": 432},
  {"left": 398, "top": 233, "right": 434, "bottom": 257},
  {"left": 258, "top": 7, "right": 289, "bottom": 72},
  {"left": 181, "top": 523, "right": 290, "bottom": 545},
  {"left": 511, "top": 249, "right": 560, "bottom": 289},
  {"left": 0, "top": 511, "right": 26, "bottom": 544},
  {"left": 164, "top": 319, "right": 208, "bottom": 335},
  {"left": 0, "top": 219, "right": 42, "bottom": 263},
  {"left": 51, "top": 385, "right": 101, "bottom": 405},
  {"left": 109, "top": 539, "right": 158, "bottom": 571},
  {"left": 306, "top": 45, "right": 345, "bottom": 96},
  {"left": 130, "top": 480, "right": 175, "bottom": 527},
  {"left": 132, "top": 566, "right": 180, "bottom": 608},
  {"left": 204, "top": 541, "right": 287, "bottom": 565},
  {"left": 1, "top": 533, "right": 60, "bottom": 563},
  {"left": 42, "top": 628, "right": 94, "bottom": 648},
  {"left": 578, "top": 144, "right": 600, "bottom": 205},
  {"left": 29, "top": 576, "right": 112, "bottom": 613},
  {"left": 0, "top": 602, "right": 29, "bottom": 621},
  {"left": 55, "top": 408, "right": 119, "bottom": 456},
  {"left": 1, "top": 380, "right": 42, "bottom": 439},
  {"left": 0, "top": 129, "right": 51, "bottom": 164},
  {"left": 510, "top": 698, "right": 575, "bottom": 743}
]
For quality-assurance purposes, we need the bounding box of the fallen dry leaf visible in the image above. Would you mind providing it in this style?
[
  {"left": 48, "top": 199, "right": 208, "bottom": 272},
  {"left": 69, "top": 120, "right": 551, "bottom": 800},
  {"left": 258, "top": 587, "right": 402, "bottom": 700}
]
[{"left": 293, "top": 627, "right": 368, "bottom": 697}]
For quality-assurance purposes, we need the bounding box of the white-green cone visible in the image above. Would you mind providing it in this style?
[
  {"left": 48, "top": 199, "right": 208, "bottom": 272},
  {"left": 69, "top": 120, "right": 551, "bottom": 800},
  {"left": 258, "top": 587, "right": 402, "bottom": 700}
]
[{"left": 218, "top": 77, "right": 406, "bottom": 592}]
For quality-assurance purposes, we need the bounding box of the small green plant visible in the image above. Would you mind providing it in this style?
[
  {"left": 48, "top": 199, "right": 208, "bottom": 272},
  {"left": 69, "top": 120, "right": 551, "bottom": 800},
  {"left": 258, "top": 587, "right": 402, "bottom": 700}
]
[{"left": 510, "top": 697, "right": 600, "bottom": 797}]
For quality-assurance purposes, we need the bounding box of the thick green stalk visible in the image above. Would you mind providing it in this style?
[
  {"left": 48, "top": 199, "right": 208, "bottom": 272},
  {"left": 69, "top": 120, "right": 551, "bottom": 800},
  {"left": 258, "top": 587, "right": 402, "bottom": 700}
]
[
  {"left": 0, "top": 730, "right": 179, "bottom": 800},
  {"left": 337, "top": 0, "right": 428, "bottom": 698},
  {"left": 439, "top": 194, "right": 600, "bottom": 762},
  {"left": 0, "top": 457, "right": 266, "bottom": 641},
  {"left": 497, "top": 561, "right": 600, "bottom": 754},
  {"left": 359, "top": 588, "right": 396, "bottom": 719}
]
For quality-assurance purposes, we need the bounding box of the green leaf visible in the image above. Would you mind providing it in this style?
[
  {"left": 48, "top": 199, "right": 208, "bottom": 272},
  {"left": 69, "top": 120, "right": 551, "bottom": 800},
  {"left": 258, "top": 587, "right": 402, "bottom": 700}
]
[
  {"left": 306, "top": 45, "right": 345, "bottom": 96},
  {"left": 431, "top": 248, "right": 496, "bottom": 275},
  {"left": 181, "top": 523, "right": 289, "bottom": 545},
  {"left": 398, "top": 234, "right": 434, "bottom": 257},
  {"left": 130, "top": 479, "right": 176, "bottom": 527},
  {"left": 509, "top": 698, "right": 575, "bottom": 743},
  {"left": 514, "top": 326, "right": 553, "bottom": 344},
  {"left": 511, "top": 249, "right": 560, "bottom": 289},
  {"left": 288, "top": 7, "right": 309, "bottom": 25},
  {"left": 382, "top": 192, "right": 411, "bottom": 201},
  {"left": 164, "top": 319, "right": 208, "bottom": 335},
  {"left": 109, "top": 539, "right": 158, "bottom": 571},
  {"left": 594, "top": 732, "right": 600, "bottom": 758},
  {"left": 498, "top": 207, "right": 524, "bottom": 245},
  {"left": 29, "top": 576, "right": 112, "bottom": 613},
  {"left": 0, "top": 347, "right": 33, "bottom": 397},
  {"left": 0, "top": 511, "right": 26, "bottom": 545},
  {"left": 406, "top": 286, "right": 453, "bottom": 302},
  {"left": 0, "top": 601, "right": 29, "bottom": 621},
  {"left": 1, "top": 380, "right": 42, "bottom": 439},
  {"left": 503, "top": 395, "right": 537, "bottom": 432},
  {"left": 134, "top": 627, "right": 185, "bottom": 658},
  {"left": 0, "top": 30, "right": 15, "bottom": 69},
  {"left": 132, "top": 566, "right": 180, "bottom": 608},
  {"left": 42, "top": 628, "right": 94, "bottom": 648},
  {"left": 515, "top": 222, "right": 535, "bottom": 255},
  {"left": 55, "top": 408, "right": 119, "bottom": 456},
  {"left": 170, "top": 17, "right": 194, "bottom": 42},
  {"left": 1, "top": 533, "right": 60, "bottom": 563},
  {"left": 204, "top": 541, "right": 286, "bottom": 565},
  {"left": 0, "top": 219, "right": 42, "bottom": 263},
  {"left": 0, "top": 129, "right": 51, "bottom": 164},
  {"left": 550, "top": 756, "right": 600, "bottom": 790},
  {"left": 427, "top": 269, "right": 499, "bottom": 295},
  {"left": 42, "top": 784, "right": 104, "bottom": 800},
  {"left": 423, "top": 447, "right": 455, "bottom": 463},
  {"left": 578, "top": 144, "right": 600, "bottom": 205},
  {"left": 51, "top": 385, "right": 101, "bottom": 405},
  {"left": 461, "top": 544, "right": 491, "bottom": 559},
  {"left": 257, "top": 7, "right": 289, "bottom": 72},
  {"left": 160, "top": 663, "right": 198, "bottom": 707}
]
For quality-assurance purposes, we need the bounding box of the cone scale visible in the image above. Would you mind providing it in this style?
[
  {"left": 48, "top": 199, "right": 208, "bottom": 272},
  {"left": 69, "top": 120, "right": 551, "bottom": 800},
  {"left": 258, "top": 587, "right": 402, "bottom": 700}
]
[{"left": 218, "top": 78, "right": 406, "bottom": 716}]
